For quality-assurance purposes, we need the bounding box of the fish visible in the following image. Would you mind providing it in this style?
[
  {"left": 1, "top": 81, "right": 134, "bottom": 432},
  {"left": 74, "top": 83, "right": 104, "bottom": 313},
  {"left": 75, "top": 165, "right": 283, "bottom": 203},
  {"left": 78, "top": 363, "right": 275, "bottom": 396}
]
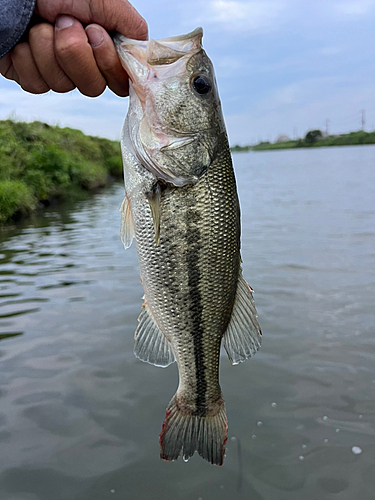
[{"left": 114, "top": 27, "right": 262, "bottom": 466}]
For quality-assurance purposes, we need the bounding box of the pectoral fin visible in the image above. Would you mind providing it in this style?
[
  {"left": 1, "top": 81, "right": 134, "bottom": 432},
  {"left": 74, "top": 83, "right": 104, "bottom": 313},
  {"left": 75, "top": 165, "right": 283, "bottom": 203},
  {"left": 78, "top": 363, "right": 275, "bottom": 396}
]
[
  {"left": 146, "top": 184, "right": 161, "bottom": 245},
  {"left": 120, "top": 195, "right": 134, "bottom": 249},
  {"left": 134, "top": 301, "right": 175, "bottom": 367},
  {"left": 223, "top": 273, "right": 262, "bottom": 365}
]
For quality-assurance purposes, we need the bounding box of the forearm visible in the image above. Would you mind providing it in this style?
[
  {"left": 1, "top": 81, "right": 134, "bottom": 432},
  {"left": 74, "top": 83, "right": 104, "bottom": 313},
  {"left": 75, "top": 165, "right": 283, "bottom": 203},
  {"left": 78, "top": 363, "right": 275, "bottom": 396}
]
[{"left": 0, "top": 0, "right": 36, "bottom": 58}]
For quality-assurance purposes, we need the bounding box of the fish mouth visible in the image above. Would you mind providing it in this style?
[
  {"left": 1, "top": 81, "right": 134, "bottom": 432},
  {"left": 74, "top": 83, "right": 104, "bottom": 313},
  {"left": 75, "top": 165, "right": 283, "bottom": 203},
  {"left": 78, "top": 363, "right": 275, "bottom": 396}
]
[{"left": 113, "top": 28, "right": 203, "bottom": 84}]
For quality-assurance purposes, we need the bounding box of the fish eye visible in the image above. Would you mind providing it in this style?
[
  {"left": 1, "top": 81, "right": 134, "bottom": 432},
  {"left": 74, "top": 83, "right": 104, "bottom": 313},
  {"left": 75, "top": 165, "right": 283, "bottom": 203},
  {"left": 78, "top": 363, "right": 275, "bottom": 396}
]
[{"left": 192, "top": 75, "right": 211, "bottom": 96}]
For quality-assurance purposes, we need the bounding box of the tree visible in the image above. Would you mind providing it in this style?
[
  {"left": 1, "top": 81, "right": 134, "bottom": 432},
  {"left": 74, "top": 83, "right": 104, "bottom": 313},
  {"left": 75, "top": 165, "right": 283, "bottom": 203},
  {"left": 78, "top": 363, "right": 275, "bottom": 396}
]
[{"left": 304, "top": 129, "right": 323, "bottom": 145}]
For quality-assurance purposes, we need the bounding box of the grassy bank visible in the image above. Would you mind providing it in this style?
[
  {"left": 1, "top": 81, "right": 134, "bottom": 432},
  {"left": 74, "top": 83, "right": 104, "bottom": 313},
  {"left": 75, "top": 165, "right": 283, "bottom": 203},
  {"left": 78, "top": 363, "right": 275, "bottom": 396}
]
[
  {"left": 231, "top": 130, "right": 375, "bottom": 152},
  {"left": 0, "top": 120, "right": 123, "bottom": 223}
]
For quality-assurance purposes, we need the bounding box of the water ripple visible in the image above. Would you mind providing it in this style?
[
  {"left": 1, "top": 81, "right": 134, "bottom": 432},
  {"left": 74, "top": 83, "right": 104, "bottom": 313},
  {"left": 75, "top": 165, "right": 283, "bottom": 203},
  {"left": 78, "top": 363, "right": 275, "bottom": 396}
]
[{"left": 0, "top": 150, "right": 374, "bottom": 498}]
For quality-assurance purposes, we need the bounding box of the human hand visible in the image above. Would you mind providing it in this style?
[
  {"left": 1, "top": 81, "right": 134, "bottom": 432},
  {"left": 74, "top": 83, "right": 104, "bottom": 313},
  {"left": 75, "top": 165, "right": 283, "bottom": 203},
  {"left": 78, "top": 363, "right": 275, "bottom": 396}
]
[{"left": 0, "top": 0, "right": 147, "bottom": 97}]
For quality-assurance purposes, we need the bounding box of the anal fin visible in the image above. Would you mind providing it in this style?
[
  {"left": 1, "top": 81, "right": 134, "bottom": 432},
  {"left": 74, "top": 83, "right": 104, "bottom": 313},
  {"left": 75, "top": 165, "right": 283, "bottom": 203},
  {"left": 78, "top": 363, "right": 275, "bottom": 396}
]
[
  {"left": 120, "top": 194, "right": 134, "bottom": 249},
  {"left": 223, "top": 273, "right": 262, "bottom": 365},
  {"left": 135, "top": 301, "right": 175, "bottom": 367}
]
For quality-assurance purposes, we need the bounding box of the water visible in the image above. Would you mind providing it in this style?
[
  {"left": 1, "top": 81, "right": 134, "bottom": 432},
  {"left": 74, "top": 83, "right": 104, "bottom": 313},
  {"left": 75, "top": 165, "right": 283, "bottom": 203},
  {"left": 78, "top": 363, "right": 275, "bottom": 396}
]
[{"left": 0, "top": 145, "right": 374, "bottom": 500}]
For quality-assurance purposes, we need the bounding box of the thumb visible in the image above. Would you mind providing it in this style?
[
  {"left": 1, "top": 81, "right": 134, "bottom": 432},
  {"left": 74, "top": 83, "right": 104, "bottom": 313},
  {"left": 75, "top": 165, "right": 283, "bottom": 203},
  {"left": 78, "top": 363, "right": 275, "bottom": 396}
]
[{"left": 36, "top": 0, "right": 148, "bottom": 41}]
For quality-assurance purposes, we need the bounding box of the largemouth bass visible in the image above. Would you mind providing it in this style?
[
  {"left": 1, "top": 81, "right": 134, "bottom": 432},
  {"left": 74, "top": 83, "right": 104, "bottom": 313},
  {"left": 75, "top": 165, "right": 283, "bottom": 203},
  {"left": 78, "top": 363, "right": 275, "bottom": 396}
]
[{"left": 115, "top": 28, "right": 261, "bottom": 466}]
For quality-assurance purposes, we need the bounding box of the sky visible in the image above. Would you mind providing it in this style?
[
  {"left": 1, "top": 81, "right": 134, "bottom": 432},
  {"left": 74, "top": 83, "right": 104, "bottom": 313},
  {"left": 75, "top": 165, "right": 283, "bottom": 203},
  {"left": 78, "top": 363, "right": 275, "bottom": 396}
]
[{"left": 1, "top": 0, "right": 375, "bottom": 145}]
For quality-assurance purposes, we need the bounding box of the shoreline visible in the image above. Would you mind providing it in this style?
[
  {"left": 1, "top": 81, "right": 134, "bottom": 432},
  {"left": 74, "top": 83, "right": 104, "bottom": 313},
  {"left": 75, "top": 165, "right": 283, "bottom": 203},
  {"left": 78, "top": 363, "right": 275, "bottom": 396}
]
[
  {"left": 0, "top": 120, "right": 123, "bottom": 225},
  {"left": 233, "top": 142, "right": 375, "bottom": 153},
  {"left": 231, "top": 130, "right": 375, "bottom": 153}
]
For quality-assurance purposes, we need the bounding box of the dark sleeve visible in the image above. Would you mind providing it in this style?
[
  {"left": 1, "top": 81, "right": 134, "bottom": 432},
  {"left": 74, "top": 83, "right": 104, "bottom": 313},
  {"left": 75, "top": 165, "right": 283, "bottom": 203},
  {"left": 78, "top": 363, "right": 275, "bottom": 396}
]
[{"left": 0, "top": 0, "right": 36, "bottom": 58}]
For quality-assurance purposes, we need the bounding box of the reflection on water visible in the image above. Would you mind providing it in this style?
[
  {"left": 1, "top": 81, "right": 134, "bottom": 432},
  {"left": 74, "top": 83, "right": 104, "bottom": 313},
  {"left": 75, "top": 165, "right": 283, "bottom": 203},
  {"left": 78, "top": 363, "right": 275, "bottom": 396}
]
[{"left": 0, "top": 146, "right": 375, "bottom": 500}]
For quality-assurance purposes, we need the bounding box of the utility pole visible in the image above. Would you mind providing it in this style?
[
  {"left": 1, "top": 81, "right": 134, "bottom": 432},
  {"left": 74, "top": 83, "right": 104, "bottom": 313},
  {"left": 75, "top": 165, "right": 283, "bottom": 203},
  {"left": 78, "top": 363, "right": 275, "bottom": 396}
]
[
  {"left": 325, "top": 119, "right": 330, "bottom": 137},
  {"left": 361, "top": 109, "right": 365, "bottom": 130}
]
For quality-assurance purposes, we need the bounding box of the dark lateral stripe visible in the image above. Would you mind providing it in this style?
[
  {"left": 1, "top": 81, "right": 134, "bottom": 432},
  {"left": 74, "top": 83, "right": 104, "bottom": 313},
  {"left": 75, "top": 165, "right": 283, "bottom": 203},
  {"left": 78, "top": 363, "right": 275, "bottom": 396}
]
[{"left": 186, "top": 209, "right": 207, "bottom": 417}]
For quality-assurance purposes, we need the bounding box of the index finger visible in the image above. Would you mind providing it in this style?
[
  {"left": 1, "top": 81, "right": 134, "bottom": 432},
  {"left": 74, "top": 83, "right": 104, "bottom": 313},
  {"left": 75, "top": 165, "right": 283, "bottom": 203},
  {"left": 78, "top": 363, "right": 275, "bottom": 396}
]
[
  {"left": 108, "top": 0, "right": 148, "bottom": 40},
  {"left": 86, "top": 24, "right": 129, "bottom": 97}
]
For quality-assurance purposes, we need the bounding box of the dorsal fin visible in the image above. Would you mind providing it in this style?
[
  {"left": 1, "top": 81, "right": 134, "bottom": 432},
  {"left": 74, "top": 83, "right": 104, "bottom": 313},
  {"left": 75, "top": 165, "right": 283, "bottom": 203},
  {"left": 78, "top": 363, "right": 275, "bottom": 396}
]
[
  {"left": 134, "top": 301, "right": 175, "bottom": 367},
  {"left": 223, "top": 273, "right": 262, "bottom": 365}
]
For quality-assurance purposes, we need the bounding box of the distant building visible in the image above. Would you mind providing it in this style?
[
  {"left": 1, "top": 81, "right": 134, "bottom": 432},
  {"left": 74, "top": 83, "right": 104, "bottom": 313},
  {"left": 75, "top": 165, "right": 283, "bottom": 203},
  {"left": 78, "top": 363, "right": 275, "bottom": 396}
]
[{"left": 276, "top": 134, "right": 290, "bottom": 143}]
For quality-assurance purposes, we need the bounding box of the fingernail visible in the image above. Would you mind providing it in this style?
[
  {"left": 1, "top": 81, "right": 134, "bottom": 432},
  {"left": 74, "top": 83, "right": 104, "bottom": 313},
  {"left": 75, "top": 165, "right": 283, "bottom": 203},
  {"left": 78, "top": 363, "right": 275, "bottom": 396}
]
[
  {"left": 56, "top": 15, "right": 75, "bottom": 30},
  {"left": 86, "top": 26, "right": 104, "bottom": 48}
]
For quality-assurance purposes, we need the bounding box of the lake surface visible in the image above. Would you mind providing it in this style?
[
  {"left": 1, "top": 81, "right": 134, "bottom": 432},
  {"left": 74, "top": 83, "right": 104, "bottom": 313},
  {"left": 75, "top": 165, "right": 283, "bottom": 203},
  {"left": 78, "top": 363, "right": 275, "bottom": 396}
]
[{"left": 0, "top": 145, "right": 374, "bottom": 500}]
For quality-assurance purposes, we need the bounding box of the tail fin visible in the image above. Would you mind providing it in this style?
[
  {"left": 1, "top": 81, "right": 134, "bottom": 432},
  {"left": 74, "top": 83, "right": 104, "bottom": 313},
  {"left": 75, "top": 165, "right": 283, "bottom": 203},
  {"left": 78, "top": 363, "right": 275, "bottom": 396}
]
[{"left": 159, "top": 395, "right": 228, "bottom": 465}]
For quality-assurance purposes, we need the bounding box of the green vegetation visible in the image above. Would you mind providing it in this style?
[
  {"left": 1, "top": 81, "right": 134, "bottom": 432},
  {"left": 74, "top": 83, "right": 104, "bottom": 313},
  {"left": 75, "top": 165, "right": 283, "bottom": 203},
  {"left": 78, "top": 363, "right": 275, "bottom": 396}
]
[
  {"left": 0, "top": 120, "right": 123, "bottom": 223},
  {"left": 231, "top": 129, "right": 375, "bottom": 152},
  {"left": 305, "top": 129, "right": 323, "bottom": 144},
  {"left": 252, "top": 140, "right": 299, "bottom": 151},
  {"left": 230, "top": 144, "right": 252, "bottom": 153}
]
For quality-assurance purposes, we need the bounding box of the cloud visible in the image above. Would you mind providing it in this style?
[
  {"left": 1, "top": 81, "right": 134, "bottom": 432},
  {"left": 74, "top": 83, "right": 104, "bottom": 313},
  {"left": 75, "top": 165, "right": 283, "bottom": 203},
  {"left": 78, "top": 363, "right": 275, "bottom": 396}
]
[
  {"left": 319, "top": 46, "right": 342, "bottom": 56},
  {"left": 195, "top": 0, "right": 286, "bottom": 33},
  {"left": 225, "top": 79, "right": 375, "bottom": 144},
  {"left": 334, "top": 0, "right": 375, "bottom": 15},
  {"left": 1, "top": 0, "right": 374, "bottom": 146},
  {"left": 0, "top": 86, "right": 128, "bottom": 140}
]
